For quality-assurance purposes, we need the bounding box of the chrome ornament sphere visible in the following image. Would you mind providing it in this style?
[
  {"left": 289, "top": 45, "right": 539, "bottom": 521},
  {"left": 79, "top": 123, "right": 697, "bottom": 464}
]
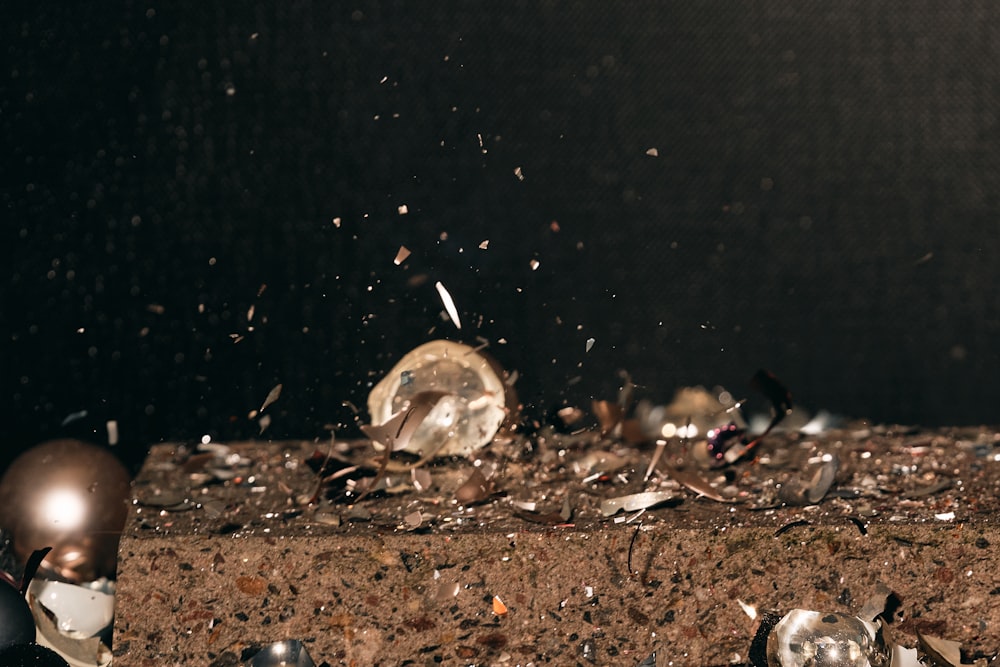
[{"left": 766, "top": 609, "right": 889, "bottom": 667}]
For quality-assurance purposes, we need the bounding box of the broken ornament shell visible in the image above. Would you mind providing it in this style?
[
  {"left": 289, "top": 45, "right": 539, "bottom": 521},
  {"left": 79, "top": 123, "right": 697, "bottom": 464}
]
[
  {"left": 28, "top": 579, "right": 114, "bottom": 638},
  {"left": 367, "top": 340, "right": 516, "bottom": 457}
]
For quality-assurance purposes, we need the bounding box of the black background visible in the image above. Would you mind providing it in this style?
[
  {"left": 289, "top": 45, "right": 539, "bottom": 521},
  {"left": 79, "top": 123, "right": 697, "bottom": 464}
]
[{"left": 3, "top": 1, "right": 999, "bottom": 474}]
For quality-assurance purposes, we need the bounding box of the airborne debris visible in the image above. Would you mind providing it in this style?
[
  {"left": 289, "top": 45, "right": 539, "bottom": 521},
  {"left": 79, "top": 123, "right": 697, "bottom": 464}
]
[
  {"left": 259, "top": 383, "right": 283, "bottom": 413},
  {"left": 585, "top": 337, "right": 595, "bottom": 352},
  {"left": 555, "top": 405, "right": 585, "bottom": 429},
  {"left": 258, "top": 413, "right": 272, "bottom": 434},
  {"left": 393, "top": 245, "right": 411, "bottom": 265},
  {"left": 645, "top": 147, "right": 658, "bottom": 156},
  {"left": 61, "top": 409, "right": 88, "bottom": 426},
  {"left": 434, "top": 280, "right": 462, "bottom": 329}
]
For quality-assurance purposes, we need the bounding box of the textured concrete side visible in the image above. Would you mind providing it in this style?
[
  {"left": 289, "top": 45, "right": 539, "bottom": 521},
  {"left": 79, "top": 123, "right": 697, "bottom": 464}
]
[{"left": 113, "top": 522, "right": 1000, "bottom": 666}]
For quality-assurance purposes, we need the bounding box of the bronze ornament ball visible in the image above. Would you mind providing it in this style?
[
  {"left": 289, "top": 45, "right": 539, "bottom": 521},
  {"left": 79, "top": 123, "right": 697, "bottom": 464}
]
[{"left": 0, "top": 440, "right": 131, "bottom": 583}]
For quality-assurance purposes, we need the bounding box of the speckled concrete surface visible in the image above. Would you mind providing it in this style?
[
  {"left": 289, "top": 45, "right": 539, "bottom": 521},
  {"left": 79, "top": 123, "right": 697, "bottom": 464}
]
[{"left": 113, "top": 434, "right": 1000, "bottom": 665}]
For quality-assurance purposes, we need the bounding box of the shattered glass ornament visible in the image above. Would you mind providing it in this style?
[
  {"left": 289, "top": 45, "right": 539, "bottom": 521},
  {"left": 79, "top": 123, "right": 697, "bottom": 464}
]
[
  {"left": 766, "top": 610, "right": 889, "bottom": 667},
  {"left": 367, "top": 340, "right": 516, "bottom": 457}
]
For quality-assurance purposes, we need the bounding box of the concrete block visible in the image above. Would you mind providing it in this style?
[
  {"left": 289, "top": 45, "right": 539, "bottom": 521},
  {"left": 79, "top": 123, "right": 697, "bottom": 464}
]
[{"left": 113, "top": 430, "right": 1000, "bottom": 666}]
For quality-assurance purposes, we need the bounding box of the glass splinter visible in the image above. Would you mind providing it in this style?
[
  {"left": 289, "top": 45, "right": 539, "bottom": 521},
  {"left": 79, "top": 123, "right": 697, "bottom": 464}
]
[
  {"left": 259, "top": 383, "right": 282, "bottom": 413},
  {"left": 435, "top": 280, "right": 462, "bottom": 329},
  {"left": 394, "top": 245, "right": 411, "bottom": 265}
]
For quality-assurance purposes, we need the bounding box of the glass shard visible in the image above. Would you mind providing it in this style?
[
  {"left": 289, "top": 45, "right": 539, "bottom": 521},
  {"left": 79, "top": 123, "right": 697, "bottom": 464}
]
[{"left": 434, "top": 281, "right": 462, "bottom": 329}]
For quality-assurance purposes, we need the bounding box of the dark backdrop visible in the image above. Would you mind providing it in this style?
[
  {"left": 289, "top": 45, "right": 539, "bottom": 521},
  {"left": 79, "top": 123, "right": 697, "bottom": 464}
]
[{"left": 4, "top": 1, "right": 999, "bottom": 473}]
